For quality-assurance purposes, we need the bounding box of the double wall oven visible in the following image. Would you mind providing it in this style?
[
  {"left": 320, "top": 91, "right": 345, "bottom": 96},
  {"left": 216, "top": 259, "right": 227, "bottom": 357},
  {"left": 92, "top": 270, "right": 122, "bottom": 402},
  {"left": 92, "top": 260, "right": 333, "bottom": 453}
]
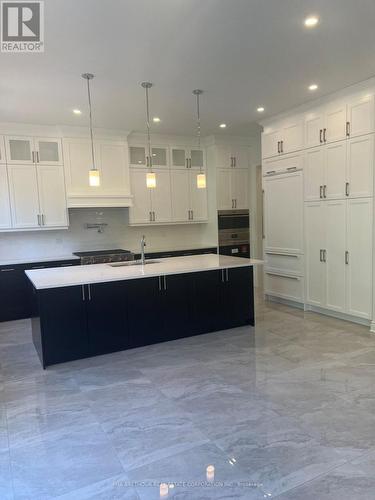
[{"left": 218, "top": 209, "right": 250, "bottom": 258}]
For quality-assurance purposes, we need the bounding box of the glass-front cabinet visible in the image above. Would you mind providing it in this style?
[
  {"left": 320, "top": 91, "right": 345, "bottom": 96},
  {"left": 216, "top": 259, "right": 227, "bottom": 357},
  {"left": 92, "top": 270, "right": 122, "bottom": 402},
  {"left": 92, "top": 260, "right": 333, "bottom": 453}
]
[
  {"left": 170, "top": 147, "right": 205, "bottom": 169},
  {"left": 129, "top": 145, "right": 169, "bottom": 168},
  {"left": 5, "top": 136, "right": 63, "bottom": 165}
]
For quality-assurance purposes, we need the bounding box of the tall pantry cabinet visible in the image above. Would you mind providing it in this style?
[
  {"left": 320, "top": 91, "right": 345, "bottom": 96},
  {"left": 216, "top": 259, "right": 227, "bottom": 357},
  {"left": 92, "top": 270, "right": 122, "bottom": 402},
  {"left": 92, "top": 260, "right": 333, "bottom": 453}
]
[{"left": 262, "top": 85, "right": 375, "bottom": 323}]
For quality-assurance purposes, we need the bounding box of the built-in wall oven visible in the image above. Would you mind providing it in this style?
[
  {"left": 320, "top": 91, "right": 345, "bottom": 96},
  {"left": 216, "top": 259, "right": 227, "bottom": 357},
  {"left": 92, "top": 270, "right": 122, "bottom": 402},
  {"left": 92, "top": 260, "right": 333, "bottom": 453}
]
[{"left": 218, "top": 209, "right": 250, "bottom": 258}]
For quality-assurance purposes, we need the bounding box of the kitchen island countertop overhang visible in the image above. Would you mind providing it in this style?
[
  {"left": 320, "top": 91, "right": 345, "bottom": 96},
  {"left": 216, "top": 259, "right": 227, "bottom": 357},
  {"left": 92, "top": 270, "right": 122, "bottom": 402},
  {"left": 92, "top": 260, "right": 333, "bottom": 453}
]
[{"left": 25, "top": 254, "right": 263, "bottom": 290}]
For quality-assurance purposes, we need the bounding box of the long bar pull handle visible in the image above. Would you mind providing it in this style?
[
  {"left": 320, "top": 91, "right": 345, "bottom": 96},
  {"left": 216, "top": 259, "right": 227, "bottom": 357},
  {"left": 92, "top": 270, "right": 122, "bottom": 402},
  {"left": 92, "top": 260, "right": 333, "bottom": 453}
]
[
  {"left": 221, "top": 269, "right": 225, "bottom": 283},
  {"left": 345, "top": 182, "right": 350, "bottom": 197},
  {"left": 82, "top": 285, "right": 85, "bottom": 301},
  {"left": 88, "top": 284, "right": 92, "bottom": 301},
  {"left": 36, "top": 151, "right": 40, "bottom": 163},
  {"left": 1, "top": 268, "right": 15, "bottom": 272},
  {"left": 323, "top": 128, "right": 327, "bottom": 143},
  {"left": 226, "top": 268, "right": 229, "bottom": 282},
  {"left": 158, "top": 276, "right": 162, "bottom": 291},
  {"left": 320, "top": 249, "right": 323, "bottom": 262},
  {"left": 345, "top": 251, "right": 349, "bottom": 265},
  {"left": 346, "top": 121, "right": 350, "bottom": 138},
  {"left": 191, "top": 210, "right": 193, "bottom": 220},
  {"left": 37, "top": 214, "right": 41, "bottom": 226},
  {"left": 319, "top": 185, "right": 323, "bottom": 199},
  {"left": 319, "top": 129, "right": 323, "bottom": 144},
  {"left": 277, "top": 141, "right": 280, "bottom": 154},
  {"left": 281, "top": 140, "right": 284, "bottom": 153},
  {"left": 323, "top": 185, "right": 327, "bottom": 198},
  {"left": 262, "top": 189, "right": 265, "bottom": 239},
  {"left": 323, "top": 249, "right": 327, "bottom": 262},
  {"left": 164, "top": 275, "right": 167, "bottom": 290}
]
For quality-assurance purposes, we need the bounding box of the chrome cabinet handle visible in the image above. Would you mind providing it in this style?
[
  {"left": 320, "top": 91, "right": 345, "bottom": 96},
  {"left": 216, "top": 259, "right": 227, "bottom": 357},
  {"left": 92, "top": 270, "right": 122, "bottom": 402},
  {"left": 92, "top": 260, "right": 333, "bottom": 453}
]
[
  {"left": 164, "top": 275, "right": 167, "bottom": 290},
  {"left": 36, "top": 151, "right": 40, "bottom": 163},
  {"left": 41, "top": 214, "right": 45, "bottom": 225},
  {"left": 345, "top": 251, "right": 349, "bottom": 265},
  {"left": 1, "top": 268, "right": 15, "bottom": 272},
  {"left": 32, "top": 151, "right": 35, "bottom": 163},
  {"left": 287, "top": 166, "right": 297, "bottom": 171},
  {"left": 265, "top": 272, "right": 301, "bottom": 280},
  {"left": 146, "top": 156, "right": 149, "bottom": 167},
  {"left": 37, "top": 214, "right": 41, "bottom": 226},
  {"left": 319, "top": 185, "right": 323, "bottom": 199},
  {"left": 221, "top": 269, "right": 225, "bottom": 283},
  {"left": 323, "top": 128, "right": 327, "bottom": 142},
  {"left": 323, "top": 249, "right": 327, "bottom": 262},
  {"left": 158, "top": 276, "right": 162, "bottom": 291},
  {"left": 149, "top": 211, "right": 152, "bottom": 222},
  {"left": 226, "top": 268, "right": 229, "bottom": 282},
  {"left": 346, "top": 121, "right": 350, "bottom": 138},
  {"left": 153, "top": 211, "right": 156, "bottom": 221},
  {"left": 345, "top": 182, "right": 350, "bottom": 197},
  {"left": 277, "top": 141, "right": 280, "bottom": 154},
  {"left": 323, "top": 185, "right": 327, "bottom": 198},
  {"left": 319, "top": 129, "right": 323, "bottom": 143},
  {"left": 233, "top": 157, "right": 236, "bottom": 167},
  {"left": 88, "top": 284, "right": 92, "bottom": 301},
  {"left": 266, "top": 170, "right": 276, "bottom": 175},
  {"left": 191, "top": 210, "right": 193, "bottom": 220},
  {"left": 320, "top": 249, "right": 323, "bottom": 262},
  {"left": 82, "top": 285, "right": 85, "bottom": 301},
  {"left": 281, "top": 140, "right": 284, "bottom": 153}
]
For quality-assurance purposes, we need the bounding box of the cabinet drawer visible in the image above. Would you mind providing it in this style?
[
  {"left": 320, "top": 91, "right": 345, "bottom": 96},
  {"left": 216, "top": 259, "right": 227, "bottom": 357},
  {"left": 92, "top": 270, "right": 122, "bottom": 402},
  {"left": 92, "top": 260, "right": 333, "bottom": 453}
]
[
  {"left": 264, "top": 252, "right": 303, "bottom": 275},
  {"left": 264, "top": 271, "right": 304, "bottom": 303}
]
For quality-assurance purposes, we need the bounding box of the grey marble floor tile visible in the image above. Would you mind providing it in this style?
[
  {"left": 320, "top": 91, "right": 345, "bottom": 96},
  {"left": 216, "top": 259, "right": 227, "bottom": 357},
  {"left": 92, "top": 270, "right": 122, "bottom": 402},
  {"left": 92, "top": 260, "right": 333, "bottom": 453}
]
[
  {"left": 54, "top": 473, "right": 140, "bottom": 500},
  {"left": 275, "top": 450, "right": 375, "bottom": 499},
  {"left": 214, "top": 413, "right": 360, "bottom": 497},
  {"left": 98, "top": 398, "right": 209, "bottom": 471},
  {"left": 128, "top": 442, "right": 265, "bottom": 500},
  {"left": 72, "top": 361, "right": 146, "bottom": 391},
  {"left": 10, "top": 423, "right": 124, "bottom": 500},
  {"left": 0, "top": 450, "right": 13, "bottom": 500}
]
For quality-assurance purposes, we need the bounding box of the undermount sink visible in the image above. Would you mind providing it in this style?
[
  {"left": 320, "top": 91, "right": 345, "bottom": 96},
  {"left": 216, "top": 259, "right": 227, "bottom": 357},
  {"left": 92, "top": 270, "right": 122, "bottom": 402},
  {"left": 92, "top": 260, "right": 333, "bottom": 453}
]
[{"left": 108, "top": 259, "right": 160, "bottom": 267}]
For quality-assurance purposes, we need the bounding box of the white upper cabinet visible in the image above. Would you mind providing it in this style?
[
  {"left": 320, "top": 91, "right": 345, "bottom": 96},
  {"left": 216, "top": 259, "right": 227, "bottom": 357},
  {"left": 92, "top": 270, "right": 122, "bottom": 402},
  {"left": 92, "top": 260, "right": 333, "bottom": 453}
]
[
  {"left": 170, "top": 147, "right": 205, "bottom": 169},
  {"left": 325, "top": 101, "right": 347, "bottom": 143},
  {"left": 325, "top": 141, "right": 347, "bottom": 200},
  {"left": 347, "top": 94, "right": 375, "bottom": 138},
  {"left": 305, "top": 109, "right": 326, "bottom": 148},
  {"left": 217, "top": 169, "right": 232, "bottom": 210},
  {"left": 129, "top": 145, "right": 169, "bottom": 169},
  {"left": 63, "top": 138, "right": 131, "bottom": 207},
  {"left": 346, "top": 135, "right": 374, "bottom": 198},
  {"left": 261, "top": 124, "right": 282, "bottom": 159},
  {"left": 8, "top": 165, "right": 40, "bottom": 229},
  {"left": 37, "top": 165, "right": 68, "bottom": 228},
  {"left": 171, "top": 169, "right": 190, "bottom": 221},
  {"left": 0, "top": 136, "right": 6, "bottom": 164},
  {"left": 129, "top": 169, "right": 152, "bottom": 224},
  {"left": 304, "top": 147, "right": 325, "bottom": 201},
  {"left": 217, "top": 168, "right": 249, "bottom": 210},
  {"left": 189, "top": 170, "right": 208, "bottom": 221},
  {"left": 262, "top": 117, "right": 303, "bottom": 158},
  {"left": 0, "top": 166, "right": 11, "bottom": 229},
  {"left": 150, "top": 169, "right": 172, "bottom": 223},
  {"left": 5, "top": 136, "right": 63, "bottom": 165}
]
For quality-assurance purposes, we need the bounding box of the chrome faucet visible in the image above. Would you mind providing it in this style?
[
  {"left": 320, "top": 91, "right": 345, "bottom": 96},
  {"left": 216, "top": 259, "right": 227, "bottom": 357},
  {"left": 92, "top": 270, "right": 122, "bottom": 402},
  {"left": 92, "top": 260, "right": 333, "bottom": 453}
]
[{"left": 140, "top": 235, "right": 146, "bottom": 265}]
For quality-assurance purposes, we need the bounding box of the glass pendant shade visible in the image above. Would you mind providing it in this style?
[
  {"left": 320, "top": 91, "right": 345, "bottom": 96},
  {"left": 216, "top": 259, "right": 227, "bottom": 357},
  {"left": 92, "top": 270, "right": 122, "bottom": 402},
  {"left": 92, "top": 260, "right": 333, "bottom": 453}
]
[
  {"left": 89, "top": 168, "right": 100, "bottom": 187},
  {"left": 197, "top": 172, "right": 206, "bottom": 189},
  {"left": 146, "top": 171, "right": 156, "bottom": 188}
]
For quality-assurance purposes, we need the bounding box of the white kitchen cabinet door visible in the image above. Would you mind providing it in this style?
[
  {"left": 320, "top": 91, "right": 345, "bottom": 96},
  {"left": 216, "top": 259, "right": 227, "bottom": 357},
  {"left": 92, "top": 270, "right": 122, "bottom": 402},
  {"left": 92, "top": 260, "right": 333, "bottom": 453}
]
[
  {"left": 217, "top": 169, "right": 232, "bottom": 210},
  {"left": 215, "top": 145, "right": 232, "bottom": 169},
  {"left": 346, "top": 198, "right": 373, "bottom": 319},
  {"left": 346, "top": 135, "right": 373, "bottom": 198},
  {"left": 8, "top": 165, "right": 40, "bottom": 228},
  {"left": 347, "top": 94, "right": 375, "bottom": 138},
  {"left": 325, "top": 141, "right": 347, "bottom": 199},
  {"left": 304, "top": 147, "right": 325, "bottom": 201},
  {"left": 232, "top": 145, "right": 250, "bottom": 168},
  {"left": 282, "top": 117, "right": 304, "bottom": 153},
  {"left": 305, "top": 202, "right": 326, "bottom": 307},
  {"left": 37, "top": 166, "right": 68, "bottom": 228},
  {"left": 129, "top": 169, "right": 152, "bottom": 224},
  {"left": 34, "top": 138, "right": 63, "bottom": 165},
  {"left": 0, "top": 136, "right": 6, "bottom": 164},
  {"left": 190, "top": 148, "right": 205, "bottom": 170},
  {"left": 150, "top": 169, "right": 172, "bottom": 223},
  {"left": 151, "top": 147, "right": 169, "bottom": 168},
  {"left": 305, "top": 109, "right": 325, "bottom": 148},
  {"left": 5, "top": 136, "right": 34, "bottom": 164},
  {"left": 63, "top": 138, "right": 93, "bottom": 195},
  {"left": 263, "top": 171, "right": 303, "bottom": 254},
  {"left": 232, "top": 168, "right": 249, "bottom": 209},
  {"left": 324, "top": 200, "right": 346, "bottom": 313},
  {"left": 325, "top": 101, "right": 347, "bottom": 143},
  {"left": 262, "top": 126, "right": 282, "bottom": 159},
  {"left": 0, "top": 166, "right": 12, "bottom": 229},
  {"left": 171, "top": 169, "right": 190, "bottom": 221},
  {"left": 96, "top": 141, "right": 129, "bottom": 194},
  {"left": 129, "top": 146, "right": 147, "bottom": 167},
  {"left": 189, "top": 170, "right": 208, "bottom": 221},
  {"left": 171, "top": 147, "right": 188, "bottom": 169}
]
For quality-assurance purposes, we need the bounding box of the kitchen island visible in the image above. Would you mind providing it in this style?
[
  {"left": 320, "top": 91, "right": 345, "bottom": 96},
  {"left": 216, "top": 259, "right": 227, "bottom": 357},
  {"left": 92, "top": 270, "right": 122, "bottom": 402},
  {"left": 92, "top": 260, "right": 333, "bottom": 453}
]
[{"left": 26, "top": 254, "right": 262, "bottom": 368}]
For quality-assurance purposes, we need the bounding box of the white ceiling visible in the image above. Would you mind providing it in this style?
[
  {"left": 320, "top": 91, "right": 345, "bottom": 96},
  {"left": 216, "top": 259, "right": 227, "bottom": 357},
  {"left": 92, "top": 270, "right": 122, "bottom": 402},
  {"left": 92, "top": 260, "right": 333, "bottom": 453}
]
[{"left": 2, "top": 0, "right": 375, "bottom": 136}]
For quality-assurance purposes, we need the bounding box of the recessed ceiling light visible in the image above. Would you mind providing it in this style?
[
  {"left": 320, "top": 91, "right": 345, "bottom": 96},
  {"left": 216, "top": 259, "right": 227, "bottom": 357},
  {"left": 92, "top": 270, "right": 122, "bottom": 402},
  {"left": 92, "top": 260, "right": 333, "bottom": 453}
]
[
  {"left": 304, "top": 16, "right": 319, "bottom": 27},
  {"left": 308, "top": 84, "right": 318, "bottom": 91},
  {"left": 219, "top": 123, "right": 227, "bottom": 128},
  {"left": 153, "top": 117, "right": 161, "bottom": 123},
  {"left": 257, "top": 107, "right": 265, "bottom": 113},
  {"left": 73, "top": 109, "right": 82, "bottom": 115}
]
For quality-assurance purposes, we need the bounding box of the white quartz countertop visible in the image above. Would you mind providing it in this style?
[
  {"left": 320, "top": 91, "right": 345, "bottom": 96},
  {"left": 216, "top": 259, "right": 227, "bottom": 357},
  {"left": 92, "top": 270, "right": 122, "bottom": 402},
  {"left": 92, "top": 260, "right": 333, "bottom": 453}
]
[{"left": 25, "top": 254, "right": 263, "bottom": 290}]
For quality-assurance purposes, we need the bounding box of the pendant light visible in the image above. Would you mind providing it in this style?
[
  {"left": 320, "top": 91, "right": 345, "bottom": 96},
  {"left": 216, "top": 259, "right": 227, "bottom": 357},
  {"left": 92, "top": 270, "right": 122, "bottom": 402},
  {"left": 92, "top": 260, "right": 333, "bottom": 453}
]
[
  {"left": 141, "top": 82, "right": 156, "bottom": 189},
  {"left": 193, "top": 89, "right": 206, "bottom": 189},
  {"left": 82, "top": 73, "right": 100, "bottom": 187}
]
